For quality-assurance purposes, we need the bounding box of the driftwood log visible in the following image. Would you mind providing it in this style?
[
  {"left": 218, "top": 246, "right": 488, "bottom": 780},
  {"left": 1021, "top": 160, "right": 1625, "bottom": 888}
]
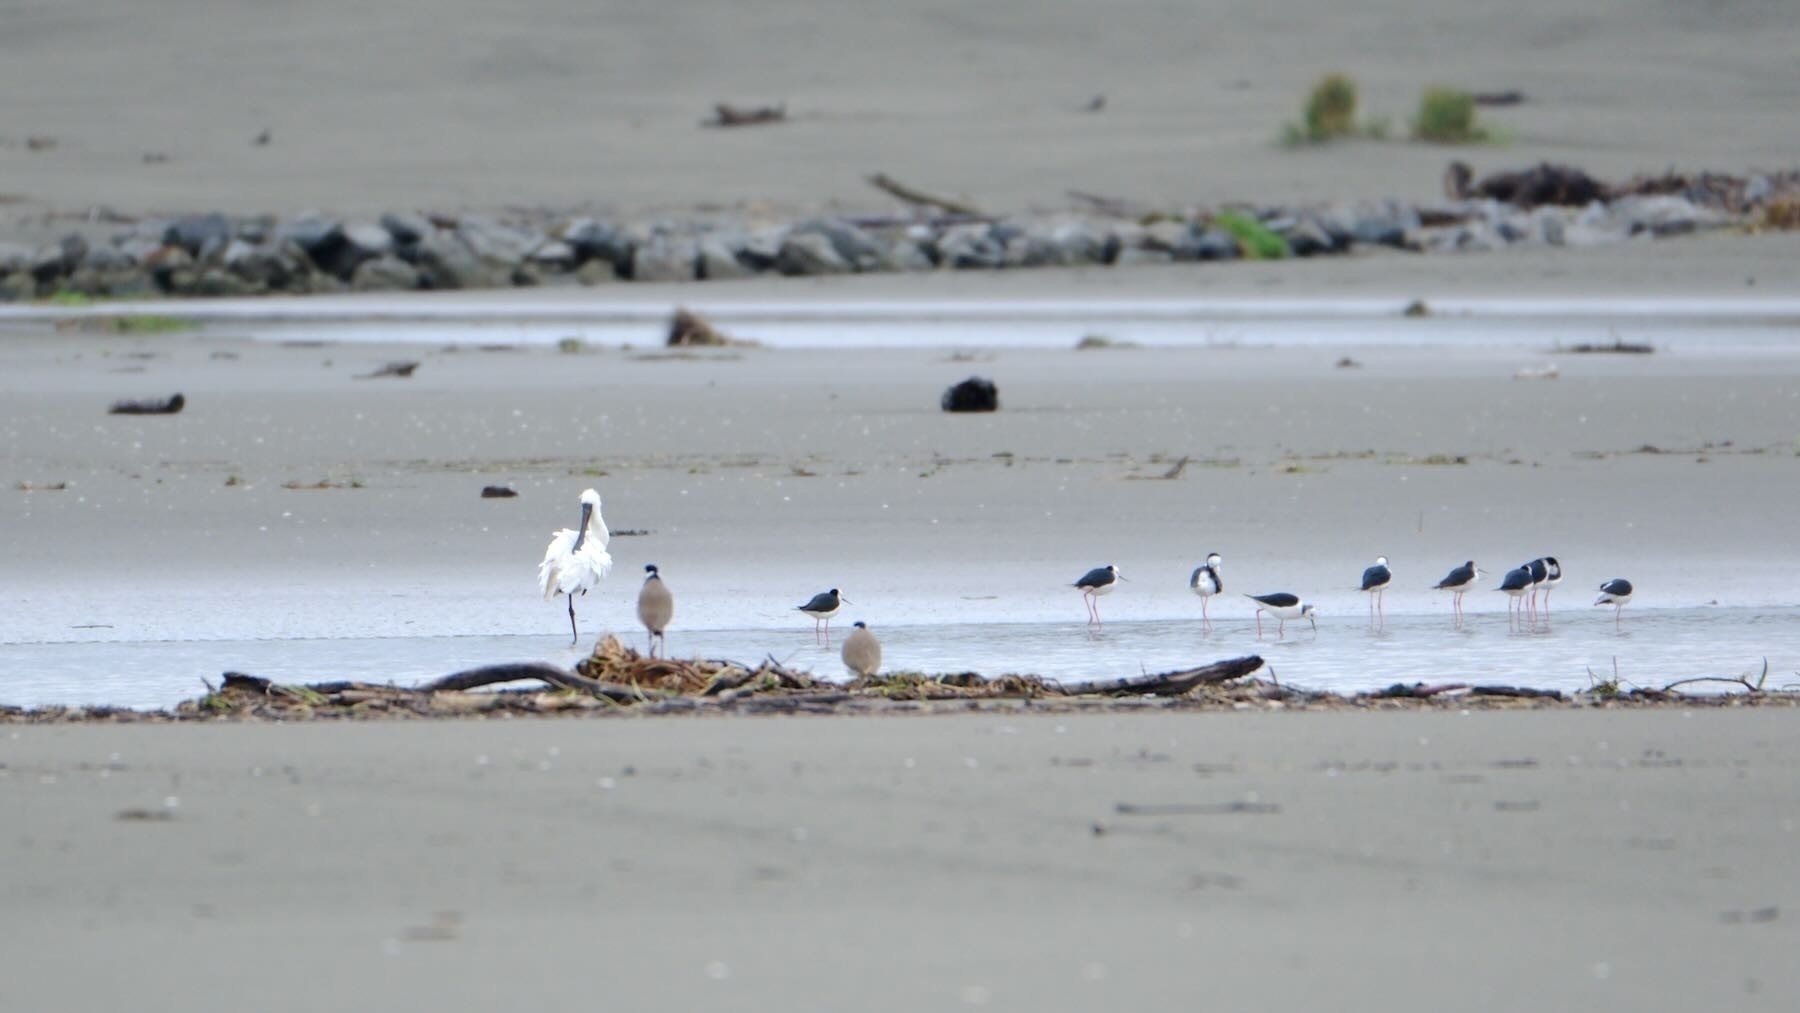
[
  {"left": 707, "top": 102, "right": 786, "bottom": 127},
  {"left": 109, "top": 392, "right": 185, "bottom": 415},
  {"left": 1069, "top": 655, "right": 1264, "bottom": 696}
]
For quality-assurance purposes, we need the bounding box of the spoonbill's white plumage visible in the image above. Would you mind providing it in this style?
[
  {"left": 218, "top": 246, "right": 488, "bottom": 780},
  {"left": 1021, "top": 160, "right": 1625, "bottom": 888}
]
[
  {"left": 1189, "top": 553, "right": 1223, "bottom": 629},
  {"left": 636, "top": 564, "right": 673, "bottom": 657},
  {"left": 538, "top": 488, "right": 613, "bottom": 644},
  {"left": 1074, "top": 565, "right": 1124, "bottom": 626}
]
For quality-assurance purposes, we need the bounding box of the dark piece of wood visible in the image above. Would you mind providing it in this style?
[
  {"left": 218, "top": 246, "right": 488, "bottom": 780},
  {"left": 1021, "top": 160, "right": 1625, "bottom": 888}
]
[
  {"left": 707, "top": 102, "right": 787, "bottom": 127},
  {"left": 109, "top": 392, "right": 185, "bottom": 415},
  {"left": 479, "top": 485, "right": 518, "bottom": 498},
  {"left": 1115, "top": 801, "right": 1283, "bottom": 816},
  {"left": 1371, "top": 682, "right": 1469, "bottom": 699},
  {"left": 1472, "top": 90, "right": 1526, "bottom": 107},
  {"left": 1071, "top": 656, "right": 1264, "bottom": 696},
  {"left": 1470, "top": 685, "right": 1564, "bottom": 700},
  {"left": 420, "top": 662, "right": 648, "bottom": 702},
  {"left": 356, "top": 361, "right": 419, "bottom": 379},
  {"left": 867, "top": 173, "right": 982, "bottom": 216}
]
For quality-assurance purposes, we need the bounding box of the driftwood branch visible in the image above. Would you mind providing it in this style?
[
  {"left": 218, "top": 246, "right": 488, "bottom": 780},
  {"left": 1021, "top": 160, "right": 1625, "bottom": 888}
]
[
  {"left": 420, "top": 662, "right": 648, "bottom": 702},
  {"left": 706, "top": 102, "right": 786, "bottom": 127},
  {"left": 866, "top": 173, "right": 982, "bottom": 216},
  {"left": 1072, "top": 655, "right": 1263, "bottom": 696}
]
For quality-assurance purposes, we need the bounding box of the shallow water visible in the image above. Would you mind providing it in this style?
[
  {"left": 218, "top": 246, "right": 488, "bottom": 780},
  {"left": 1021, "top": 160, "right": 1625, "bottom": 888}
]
[{"left": 7, "top": 602, "right": 1795, "bottom": 710}]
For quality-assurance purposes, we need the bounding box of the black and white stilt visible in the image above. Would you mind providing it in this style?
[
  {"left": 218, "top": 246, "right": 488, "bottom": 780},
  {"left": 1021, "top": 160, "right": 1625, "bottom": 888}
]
[
  {"left": 1433, "top": 560, "right": 1483, "bottom": 622},
  {"left": 1360, "top": 556, "right": 1392, "bottom": 622},
  {"left": 797, "top": 588, "right": 848, "bottom": 643},
  {"left": 1497, "top": 565, "right": 1533, "bottom": 623},
  {"left": 1188, "top": 553, "right": 1223, "bottom": 629},
  {"left": 1245, "top": 592, "right": 1316, "bottom": 639},
  {"left": 1595, "top": 578, "right": 1633, "bottom": 627},
  {"left": 1074, "top": 565, "right": 1125, "bottom": 626},
  {"left": 1538, "top": 556, "right": 1563, "bottom": 614}
]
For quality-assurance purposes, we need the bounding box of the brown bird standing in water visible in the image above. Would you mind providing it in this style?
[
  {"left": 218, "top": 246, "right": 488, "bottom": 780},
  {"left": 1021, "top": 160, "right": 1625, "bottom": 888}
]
[
  {"left": 636, "top": 564, "right": 673, "bottom": 657},
  {"left": 840, "top": 621, "right": 882, "bottom": 679}
]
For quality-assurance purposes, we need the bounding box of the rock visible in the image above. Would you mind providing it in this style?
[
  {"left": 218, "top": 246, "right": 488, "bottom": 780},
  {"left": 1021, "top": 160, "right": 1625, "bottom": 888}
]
[
  {"left": 80, "top": 245, "right": 135, "bottom": 272},
  {"left": 697, "top": 236, "right": 755, "bottom": 280},
  {"left": 223, "top": 239, "right": 310, "bottom": 290},
  {"left": 882, "top": 236, "right": 936, "bottom": 271},
  {"left": 776, "top": 231, "right": 851, "bottom": 275},
  {"left": 379, "top": 211, "right": 434, "bottom": 246},
  {"left": 557, "top": 218, "right": 633, "bottom": 270},
  {"left": 933, "top": 223, "right": 1004, "bottom": 269},
  {"left": 341, "top": 221, "right": 395, "bottom": 259},
  {"left": 351, "top": 255, "right": 422, "bottom": 292},
  {"left": 1, "top": 271, "right": 39, "bottom": 301},
  {"left": 415, "top": 229, "right": 499, "bottom": 289},
  {"left": 1142, "top": 220, "right": 1202, "bottom": 259},
  {"left": 0, "top": 241, "right": 33, "bottom": 274},
  {"left": 456, "top": 216, "right": 540, "bottom": 266},
  {"left": 527, "top": 239, "right": 577, "bottom": 272},
  {"left": 1111, "top": 246, "right": 1173, "bottom": 267},
  {"left": 941, "top": 377, "right": 999, "bottom": 413},
  {"left": 183, "top": 268, "right": 259, "bottom": 297},
  {"left": 1035, "top": 218, "right": 1109, "bottom": 265},
  {"left": 631, "top": 235, "right": 699, "bottom": 282},
  {"left": 65, "top": 266, "right": 158, "bottom": 298},
  {"left": 736, "top": 228, "right": 787, "bottom": 271},
  {"left": 1273, "top": 215, "right": 1339, "bottom": 257},
  {"left": 31, "top": 234, "right": 86, "bottom": 281},
  {"left": 275, "top": 213, "right": 346, "bottom": 264},
  {"left": 164, "top": 214, "right": 233, "bottom": 256},
  {"left": 1193, "top": 229, "right": 1241, "bottom": 260},
  {"left": 142, "top": 245, "right": 195, "bottom": 287},
  {"left": 575, "top": 258, "right": 619, "bottom": 285},
  {"left": 1610, "top": 194, "right": 1730, "bottom": 238},
  {"left": 791, "top": 219, "right": 886, "bottom": 271}
]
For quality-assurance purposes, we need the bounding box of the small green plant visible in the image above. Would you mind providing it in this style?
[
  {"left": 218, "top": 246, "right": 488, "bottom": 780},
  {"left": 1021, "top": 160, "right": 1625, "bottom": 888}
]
[
  {"left": 47, "top": 289, "right": 94, "bottom": 307},
  {"left": 1211, "top": 212, "right": 1290, "bottom": 260},
  {"left": 1305, "top": 73, "right": 1358, "bottom": 139},
  {"left": 556, "top": 336, "right": 586, "bottom": 354},
  {"left": 1412, "top": 87, "right": 1487, "bottom": 143},
  {"left": 1280, "top": 73, "right": 1388, "bottom": 145}
]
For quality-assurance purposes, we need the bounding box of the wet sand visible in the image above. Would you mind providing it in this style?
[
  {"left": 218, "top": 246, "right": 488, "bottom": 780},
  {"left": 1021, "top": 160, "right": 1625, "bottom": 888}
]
[{"left": 4, "top": 711, "right": 1798, "bottom": 1011}]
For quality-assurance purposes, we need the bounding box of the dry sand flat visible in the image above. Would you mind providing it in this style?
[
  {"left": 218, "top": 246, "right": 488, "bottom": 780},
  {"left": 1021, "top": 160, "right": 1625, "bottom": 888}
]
[
  {"left": 3, "top": 711, "right": 1797, "bottom": 1012},
  {"left": 3, "top": 0, "right": 1797, "bottom": 226}
]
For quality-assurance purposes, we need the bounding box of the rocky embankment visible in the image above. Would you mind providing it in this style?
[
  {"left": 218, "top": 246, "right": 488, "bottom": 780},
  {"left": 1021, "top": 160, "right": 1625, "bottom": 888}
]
[{"left": 1, "top": 165, "right": 1793, "bottom": 300}]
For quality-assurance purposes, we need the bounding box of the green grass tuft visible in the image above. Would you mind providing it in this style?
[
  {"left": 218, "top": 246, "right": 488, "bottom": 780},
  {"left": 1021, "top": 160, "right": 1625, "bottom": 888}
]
[
  {"left": 1411, "top": 87, "right": 1488, "bottom": 143},
  {"left": 1211, "top": 212, "right": 1290, "bottom": 260}
]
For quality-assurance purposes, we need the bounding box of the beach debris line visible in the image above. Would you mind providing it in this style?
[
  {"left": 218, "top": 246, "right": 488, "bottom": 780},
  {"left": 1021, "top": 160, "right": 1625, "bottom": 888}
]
[
  {"left": 941, "top": 376, "right": 999, "bottom": 412},
  {"left": 108, "top": 392, "right": 185, "bottom": 415}
]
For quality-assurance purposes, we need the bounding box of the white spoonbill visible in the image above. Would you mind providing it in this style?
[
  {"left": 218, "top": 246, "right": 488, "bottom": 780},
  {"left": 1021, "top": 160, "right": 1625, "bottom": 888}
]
[{"left": 538, "top": 488, "right": 613, "bottom": 644}]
